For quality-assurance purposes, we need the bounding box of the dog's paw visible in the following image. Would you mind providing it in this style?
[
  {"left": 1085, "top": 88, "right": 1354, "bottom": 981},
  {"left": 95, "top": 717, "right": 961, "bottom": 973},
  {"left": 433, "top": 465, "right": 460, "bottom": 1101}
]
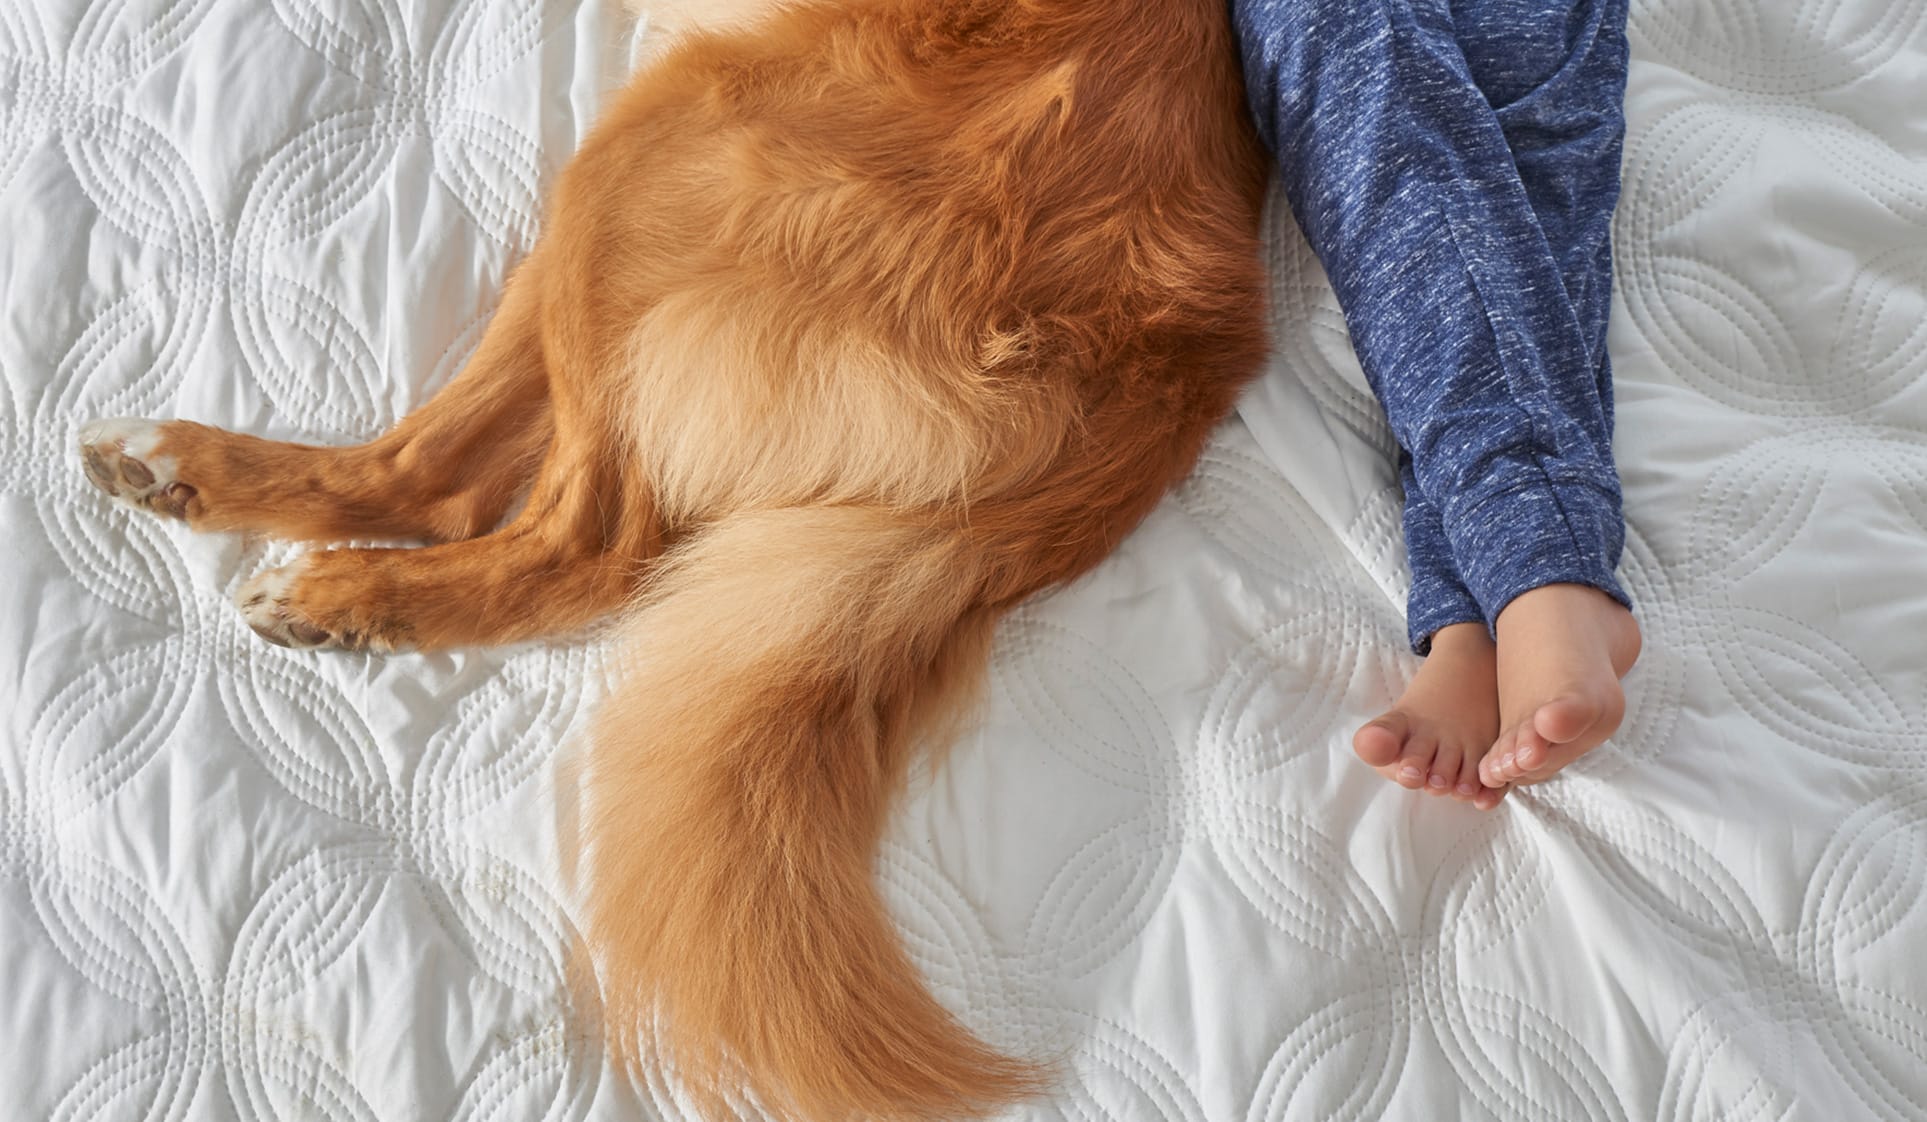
[
  {"left": 77, "top": 418, "right": 197, "bottom": 519},
  {"left": 235, "top": 560, "right": 402, "bottom": 653},
  {"left": 236, "top": 562, "right": 349, "bottom": 651}
]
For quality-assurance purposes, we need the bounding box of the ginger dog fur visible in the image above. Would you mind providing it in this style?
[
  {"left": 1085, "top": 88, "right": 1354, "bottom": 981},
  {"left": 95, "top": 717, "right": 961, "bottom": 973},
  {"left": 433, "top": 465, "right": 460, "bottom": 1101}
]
[{"left": 78, "top": 0, "right": 1270, "bottom": 1117}]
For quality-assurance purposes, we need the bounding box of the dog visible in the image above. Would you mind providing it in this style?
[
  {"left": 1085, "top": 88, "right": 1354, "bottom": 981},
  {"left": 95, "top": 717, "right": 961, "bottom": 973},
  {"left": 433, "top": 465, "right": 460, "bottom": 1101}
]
[{"left": 76, "top": 0, "right": 1270, "bottom": 1117}]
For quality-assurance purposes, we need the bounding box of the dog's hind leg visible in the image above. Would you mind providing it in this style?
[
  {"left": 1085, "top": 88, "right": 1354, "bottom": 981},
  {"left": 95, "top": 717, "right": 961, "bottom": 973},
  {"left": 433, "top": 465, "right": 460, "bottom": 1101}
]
[
  {"left": 231, "top": 424, "right": 661, "bottom": 652},
  {"left": 77, "top": 264, "right": 554, "bottom": 544}
]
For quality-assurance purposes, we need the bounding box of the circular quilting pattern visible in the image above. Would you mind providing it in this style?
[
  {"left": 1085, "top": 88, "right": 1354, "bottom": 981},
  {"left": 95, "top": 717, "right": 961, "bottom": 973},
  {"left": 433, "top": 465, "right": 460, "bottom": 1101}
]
[
  {"left": 1616, "top": 102, "right": 1927, "bottom": 418},
  {"left": 1631, "top": 0, "right": 1927, "bottom": 94},
  {"left": 1192, "top": 593, "right": 1396, "bottom": 803},
  {"left": 1018, "top": 812, "right": 1185, "bottom": 979},
  {"left": 1175, "top": 443, "right": 1370, "bottom": 589},
  {"left": 1423, "top": 824, "right": 1635, "bottom": 1122},
  {"left": 1245, "top": 986, "right": 1406, "bottom": 1122},
  {"left": 993, "top": 613, "right": 1181, "bottom": 800},
  {"left": 221, "top": 842, "right": 600, "bottom": 1122},
  {"left": 229, "top": 107, "right": 542, "bottom": 441},
  {"left": 1681, "top": 429, "right": 1927, "bottom": 770},
  {"left": 1052, "top": 1018, "right": 1209, "bottom": 1122},
  {"left": 23, "top": 855, "right": 207, "bottom": 1122}
]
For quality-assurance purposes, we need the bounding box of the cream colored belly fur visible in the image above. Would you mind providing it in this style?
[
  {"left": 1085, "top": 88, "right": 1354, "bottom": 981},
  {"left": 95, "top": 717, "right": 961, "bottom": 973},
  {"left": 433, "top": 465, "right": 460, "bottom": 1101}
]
[{"left": 620, "top": 293, "right": 1070, "bottom": 523}]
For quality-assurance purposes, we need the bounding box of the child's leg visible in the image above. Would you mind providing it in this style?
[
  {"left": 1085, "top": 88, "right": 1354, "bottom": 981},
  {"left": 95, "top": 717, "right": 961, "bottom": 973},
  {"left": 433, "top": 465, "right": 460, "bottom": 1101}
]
[
  {"left": 1455, "top": 0, "right": 1625, "bottom": 427},
  {"left": 1233, "top": 0, "right": 1640, "bottom": 794},
  {"left": 1353, "top": 457, "right": 1504, "bottom": 807},
  {"left": 1449, "top": 0, "right": 1644, "bottom": 785}
]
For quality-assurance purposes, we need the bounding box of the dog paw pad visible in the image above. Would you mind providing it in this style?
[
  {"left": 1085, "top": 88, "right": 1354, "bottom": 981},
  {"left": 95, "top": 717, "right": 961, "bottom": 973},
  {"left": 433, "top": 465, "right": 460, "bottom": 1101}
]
[
  {"left": 236, "top": 563, "right": 338, "bottom": 651},
  {"left": 76, "top": 418, "right": 197, "bottom": 520}
]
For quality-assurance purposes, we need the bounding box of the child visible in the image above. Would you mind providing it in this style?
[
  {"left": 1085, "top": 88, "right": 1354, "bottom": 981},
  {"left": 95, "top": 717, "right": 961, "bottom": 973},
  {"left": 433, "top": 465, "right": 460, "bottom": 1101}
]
[{"left": 1232, "top": 0, "right": 1643, "bottom": 808}]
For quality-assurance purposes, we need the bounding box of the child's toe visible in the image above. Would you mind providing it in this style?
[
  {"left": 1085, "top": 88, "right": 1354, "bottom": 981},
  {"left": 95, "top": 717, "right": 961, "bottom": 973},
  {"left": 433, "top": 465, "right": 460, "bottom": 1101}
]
[
  {"left": 1352, "top": 712, "right": 1408, "bottom": 768},
  {"left": 1480, "top": 727, "right": 1518, "bottom": 786},
  {"left": 1532, "top": 692, "right": 1611, "bottom": 746},
  {"left": 1426, "top": 741, "right": 1463, "bottom": 795},
  {"left": 1392, "top": 736, "right": 1437, "bottom": 789},
  {"left": 1511, "top": 727, "right": 1554, "bottom": 774},
  {"left": 1453, "top": 747, "right": 1487, "bottom": 802}
]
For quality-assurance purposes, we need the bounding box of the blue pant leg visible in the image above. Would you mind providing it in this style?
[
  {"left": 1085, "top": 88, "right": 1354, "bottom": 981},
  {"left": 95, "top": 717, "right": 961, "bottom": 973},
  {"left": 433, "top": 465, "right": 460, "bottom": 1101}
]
[
  {"left": 1400, "top": 0, "right": 1630, "bottom": 653},
  {"left": 1454, "top": 0, "right": 1630, "bottom": 409},
  {"left": 1232, "top": 0, "right": 1632, "bottom": 644}
]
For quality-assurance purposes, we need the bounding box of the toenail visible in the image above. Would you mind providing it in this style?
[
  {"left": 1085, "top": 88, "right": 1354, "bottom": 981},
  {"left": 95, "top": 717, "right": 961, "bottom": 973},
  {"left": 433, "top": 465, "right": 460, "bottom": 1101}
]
[
  {"left": 149, "top": 482, "right": 196, "bottom": 518},
  {"left": 1457, "top": 782, "right": 1477, "bottom": 795},
  {"left": 250, "top": 621, "right": 292, "bottom": 648},
  {"left": 1428, "top": 774, "right": 1448, "bottom": 788},
  {"left": 119, "top": 458, "right": 154, "bottom": 487},
  {"left": 287, "top": 622, "right": 330, "bottom": 646},
  {"left": 1400, "top": 765, "right": 1423, "bottom": 781}
]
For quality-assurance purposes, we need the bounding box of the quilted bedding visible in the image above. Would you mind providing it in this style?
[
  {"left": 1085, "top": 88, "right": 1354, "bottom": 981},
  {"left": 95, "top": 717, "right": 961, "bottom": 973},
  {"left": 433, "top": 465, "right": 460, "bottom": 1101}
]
[{"left": 3, "top": 0, "right": 1925, "bottom": 1118}]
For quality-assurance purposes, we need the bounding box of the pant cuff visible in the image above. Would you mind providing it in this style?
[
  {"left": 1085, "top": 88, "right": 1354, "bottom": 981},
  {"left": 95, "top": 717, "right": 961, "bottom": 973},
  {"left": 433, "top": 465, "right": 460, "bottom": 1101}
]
[
  {"left": 1446, "top": 476, "right": 1633, "bottom": 630},
  {"left": 1407, "top": 579, "right": 1485, "bottom": 656}
]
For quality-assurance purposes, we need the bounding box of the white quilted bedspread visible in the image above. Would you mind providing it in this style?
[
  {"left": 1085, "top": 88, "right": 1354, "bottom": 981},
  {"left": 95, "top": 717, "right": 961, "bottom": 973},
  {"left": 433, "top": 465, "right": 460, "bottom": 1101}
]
[{"left": 4, "top": 0, "right": 1926, "bottom": 1118}]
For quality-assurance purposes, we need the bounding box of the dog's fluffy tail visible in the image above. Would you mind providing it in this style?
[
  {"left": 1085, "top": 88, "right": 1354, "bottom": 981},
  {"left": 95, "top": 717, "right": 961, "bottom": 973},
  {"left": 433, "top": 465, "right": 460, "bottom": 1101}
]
[{"left": 583, "top": 505, "right": 1047, "bottom": 1121}]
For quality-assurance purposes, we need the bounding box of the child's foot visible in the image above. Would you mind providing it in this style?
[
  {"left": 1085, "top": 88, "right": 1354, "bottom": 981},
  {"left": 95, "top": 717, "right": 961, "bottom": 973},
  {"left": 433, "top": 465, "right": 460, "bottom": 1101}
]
[
  {"left": 1353, "top": 622, "right": 1508, "bottom": 810},
  {"left": 1480, "top": 583, "right": 1641, "bottom": 787}
]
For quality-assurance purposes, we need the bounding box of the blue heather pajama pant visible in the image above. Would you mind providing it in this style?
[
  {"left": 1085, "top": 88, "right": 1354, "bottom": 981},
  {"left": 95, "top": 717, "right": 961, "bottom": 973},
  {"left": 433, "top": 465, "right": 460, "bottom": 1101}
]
[{"left": 1232, "top": 0, "right": 1635, "bottom": 653}]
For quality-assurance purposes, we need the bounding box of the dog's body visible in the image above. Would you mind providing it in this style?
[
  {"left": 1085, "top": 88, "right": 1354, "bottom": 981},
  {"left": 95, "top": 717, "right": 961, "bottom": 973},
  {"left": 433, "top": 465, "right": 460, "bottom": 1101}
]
[{"left": 78, "top": 1, "right": 1270, "bottom": 1117}]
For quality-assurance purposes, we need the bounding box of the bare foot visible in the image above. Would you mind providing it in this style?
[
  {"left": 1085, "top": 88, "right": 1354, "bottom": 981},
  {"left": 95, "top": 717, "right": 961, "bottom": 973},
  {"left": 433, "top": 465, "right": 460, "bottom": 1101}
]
[
  {"left": 1480, "top": 583, "right": 1641, "bottom": 787},
  {"left": 1353, "top": 622, "right": 1509, "bottom": 810}
]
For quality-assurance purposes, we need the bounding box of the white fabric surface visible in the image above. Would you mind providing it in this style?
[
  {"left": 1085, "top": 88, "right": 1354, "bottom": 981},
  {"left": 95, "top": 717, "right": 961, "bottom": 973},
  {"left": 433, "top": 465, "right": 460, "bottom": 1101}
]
[{"left": 3, "top": 0, "right": 1925, "bottom": 1118}]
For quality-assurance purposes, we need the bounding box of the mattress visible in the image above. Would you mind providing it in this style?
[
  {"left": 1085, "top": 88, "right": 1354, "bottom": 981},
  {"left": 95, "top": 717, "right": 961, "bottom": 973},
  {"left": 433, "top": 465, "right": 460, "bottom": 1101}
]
[{"left": 3, "top": 0, "right": 1924, "bottom": 1118}]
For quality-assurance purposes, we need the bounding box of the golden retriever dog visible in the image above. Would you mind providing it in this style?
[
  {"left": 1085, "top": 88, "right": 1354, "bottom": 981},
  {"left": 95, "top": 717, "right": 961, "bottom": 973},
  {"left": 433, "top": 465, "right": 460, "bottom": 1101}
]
[{"left": 77, "top": 0, "right": 1270, "bottom": 1117}]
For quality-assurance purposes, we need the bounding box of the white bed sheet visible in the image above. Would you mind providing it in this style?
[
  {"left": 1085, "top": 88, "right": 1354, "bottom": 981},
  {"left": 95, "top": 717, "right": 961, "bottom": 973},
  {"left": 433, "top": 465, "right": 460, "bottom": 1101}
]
[{"left": 3, "top": 0, "right": 1925, "bottom": 1118}]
